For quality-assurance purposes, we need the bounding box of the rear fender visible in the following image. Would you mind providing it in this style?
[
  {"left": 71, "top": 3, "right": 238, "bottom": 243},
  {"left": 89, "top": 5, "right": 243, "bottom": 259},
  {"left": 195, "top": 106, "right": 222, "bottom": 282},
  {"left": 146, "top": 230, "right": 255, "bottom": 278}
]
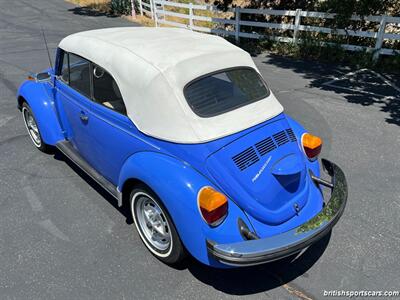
[
  {"left": 118, "top": 151, "right": 251, "bottom": 267},
  {"left": 285, "top": 114, "right": 320, "bottom": 176},
  {"left": 17, "top": 80, "right": 64, "bottom": 145}
]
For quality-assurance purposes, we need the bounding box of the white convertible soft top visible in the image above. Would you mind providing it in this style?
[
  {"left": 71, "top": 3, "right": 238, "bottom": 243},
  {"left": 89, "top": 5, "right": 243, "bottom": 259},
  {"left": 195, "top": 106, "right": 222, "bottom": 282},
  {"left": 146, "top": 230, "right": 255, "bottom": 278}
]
[{"left": 59, "top": 27, "right": 283, "bottom": 143}]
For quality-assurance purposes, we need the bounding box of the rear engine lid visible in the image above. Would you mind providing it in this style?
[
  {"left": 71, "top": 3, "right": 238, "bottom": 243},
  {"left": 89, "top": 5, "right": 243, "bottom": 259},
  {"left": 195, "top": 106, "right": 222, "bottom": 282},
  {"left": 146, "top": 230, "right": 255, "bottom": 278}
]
[{"left": 206, "top": 117, "right": 309, "bottom": 225}]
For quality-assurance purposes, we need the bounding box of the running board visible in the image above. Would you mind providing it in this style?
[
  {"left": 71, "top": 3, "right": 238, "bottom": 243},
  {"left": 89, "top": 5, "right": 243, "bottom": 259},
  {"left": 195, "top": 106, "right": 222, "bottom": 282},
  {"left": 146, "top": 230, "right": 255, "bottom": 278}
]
[{"left": 56, "top": 141, "right": 122, "bottom": 206}]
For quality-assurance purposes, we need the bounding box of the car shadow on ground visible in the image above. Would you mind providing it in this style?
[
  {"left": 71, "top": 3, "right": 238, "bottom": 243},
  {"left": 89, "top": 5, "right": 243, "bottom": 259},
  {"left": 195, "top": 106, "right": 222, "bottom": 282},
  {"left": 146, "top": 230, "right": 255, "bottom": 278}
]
[
  {"left": 53, "top": 149, "right": 330, "bottom": 296},
  {"left": 184, "top": 232, "right": 330, "bottom": 296},
  {"left": 68, "top": 6, "right": 118, "bottom": 18},
  {"left": 53, "top": 150, "right": 130, "bottom": 219},
  {"left": 262, "top": 54, "right": 400, "bottom": 126}
]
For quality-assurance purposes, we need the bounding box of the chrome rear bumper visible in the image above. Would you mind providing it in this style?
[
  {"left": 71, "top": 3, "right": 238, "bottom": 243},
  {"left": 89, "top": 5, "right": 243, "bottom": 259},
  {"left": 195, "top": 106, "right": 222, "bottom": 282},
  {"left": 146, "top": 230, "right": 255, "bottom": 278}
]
[{"left": 206, "top": 159, "right": 347, "bottom": 267}]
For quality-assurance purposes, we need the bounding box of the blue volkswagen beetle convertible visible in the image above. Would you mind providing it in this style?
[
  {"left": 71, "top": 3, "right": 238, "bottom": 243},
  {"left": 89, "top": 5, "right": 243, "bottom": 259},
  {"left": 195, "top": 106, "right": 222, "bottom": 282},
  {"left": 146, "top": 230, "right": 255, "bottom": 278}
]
[{"left": 17, "top": 27, "right": 347, "bottom": 267}]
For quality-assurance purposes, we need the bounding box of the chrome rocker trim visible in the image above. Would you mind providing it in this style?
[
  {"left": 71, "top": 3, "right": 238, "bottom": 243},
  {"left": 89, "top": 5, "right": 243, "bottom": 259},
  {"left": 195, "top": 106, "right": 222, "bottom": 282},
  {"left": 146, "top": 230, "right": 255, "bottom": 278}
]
[{"left": 206, "top": 158, "right": 348, "bottom": 267}]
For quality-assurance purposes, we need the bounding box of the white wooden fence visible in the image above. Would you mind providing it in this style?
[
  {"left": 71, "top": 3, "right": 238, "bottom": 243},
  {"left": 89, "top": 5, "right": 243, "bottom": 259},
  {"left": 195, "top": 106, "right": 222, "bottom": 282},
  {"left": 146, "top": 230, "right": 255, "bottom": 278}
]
[
  {"left": 138, "top": 0, "right": 154, "bottom": 18},
  {"left": 138, "top": 0, "right": 400, "bottom": 60}
]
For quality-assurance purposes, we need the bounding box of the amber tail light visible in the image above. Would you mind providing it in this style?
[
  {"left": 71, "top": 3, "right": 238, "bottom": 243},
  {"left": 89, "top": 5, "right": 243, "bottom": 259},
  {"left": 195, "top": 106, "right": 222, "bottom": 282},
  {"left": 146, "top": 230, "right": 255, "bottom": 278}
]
[
  {"left": 198, "top": 187, "right": 228, "bottom": 226},
  {"left": 302, "top": 133, "right": 323, "bottom": 160}
]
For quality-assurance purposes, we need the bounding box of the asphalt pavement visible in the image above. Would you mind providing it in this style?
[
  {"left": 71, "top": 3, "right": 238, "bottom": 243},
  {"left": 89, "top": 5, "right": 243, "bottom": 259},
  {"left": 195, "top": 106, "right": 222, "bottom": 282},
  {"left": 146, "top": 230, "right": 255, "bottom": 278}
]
[{"left": 0, "top": 0, "right": 399, "bottom": 299}]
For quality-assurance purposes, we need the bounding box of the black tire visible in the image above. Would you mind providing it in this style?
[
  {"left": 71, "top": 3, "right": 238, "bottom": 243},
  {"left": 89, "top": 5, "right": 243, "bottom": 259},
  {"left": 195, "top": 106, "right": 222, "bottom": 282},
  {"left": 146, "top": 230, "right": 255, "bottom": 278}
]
[
  {"left": 130, "top": 184, "right": 186, "bottom": 265},
  {"left": 21, "top": 102, "right": 52, "bottom": 153}
]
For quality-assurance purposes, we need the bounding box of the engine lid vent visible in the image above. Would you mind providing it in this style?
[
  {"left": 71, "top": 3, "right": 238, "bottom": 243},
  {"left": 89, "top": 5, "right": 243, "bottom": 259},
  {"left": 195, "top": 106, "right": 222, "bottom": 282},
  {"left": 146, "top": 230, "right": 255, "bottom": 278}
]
[
  {"left": 232, "top": 147, "right": 259, "bottom": 171},
  {"left": 273, "top": 131, "right": 289, "bottom": 146},
  {"left": 231, "top": 128, "right": 297, "bottom": 171},
  {"left": 255, "top": 137, "right": 276, "bottom": 156},
  {"left": 286, "top": 128, "right": 297, "bottom": 142}
]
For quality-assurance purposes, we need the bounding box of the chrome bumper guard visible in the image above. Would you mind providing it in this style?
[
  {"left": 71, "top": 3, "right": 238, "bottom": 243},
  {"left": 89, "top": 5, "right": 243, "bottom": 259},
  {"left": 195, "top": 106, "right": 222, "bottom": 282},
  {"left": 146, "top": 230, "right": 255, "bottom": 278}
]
[{"left": 206, "top": 159, "right": 348, "bottom": 267}]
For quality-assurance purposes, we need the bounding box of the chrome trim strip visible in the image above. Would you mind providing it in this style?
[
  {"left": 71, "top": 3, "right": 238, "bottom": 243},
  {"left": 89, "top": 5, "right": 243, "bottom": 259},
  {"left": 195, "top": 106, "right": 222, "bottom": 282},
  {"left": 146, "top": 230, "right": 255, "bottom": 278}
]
[{"left": 207, "top": 158, "right": 347, "bottom": 266}]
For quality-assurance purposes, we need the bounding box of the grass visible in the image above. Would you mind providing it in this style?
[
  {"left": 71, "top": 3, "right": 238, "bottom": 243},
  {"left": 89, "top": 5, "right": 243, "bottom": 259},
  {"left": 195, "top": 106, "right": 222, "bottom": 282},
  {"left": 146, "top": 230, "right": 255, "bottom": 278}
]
[
  {"left": 67, "top": 0, "right": 226, "bottom": 28},
  {"left": 123, "top": 14, "right": 155, "bottom": 26},
  {"left": 67, "top": 0, "right": 153, "bottom": 25},
  {"left": 67, "top": 0, "right": 110, "bottom": 11}
]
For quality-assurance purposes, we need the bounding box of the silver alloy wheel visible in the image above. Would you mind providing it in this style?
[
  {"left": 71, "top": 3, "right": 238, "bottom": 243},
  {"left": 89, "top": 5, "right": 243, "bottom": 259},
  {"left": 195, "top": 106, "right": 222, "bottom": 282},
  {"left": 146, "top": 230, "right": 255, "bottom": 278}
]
[
  {"left": 134, "top": 193, "right": 172, "bottom": 253},
  {"left": 22, "top": 107, "right": 41, "bottom": 147}
]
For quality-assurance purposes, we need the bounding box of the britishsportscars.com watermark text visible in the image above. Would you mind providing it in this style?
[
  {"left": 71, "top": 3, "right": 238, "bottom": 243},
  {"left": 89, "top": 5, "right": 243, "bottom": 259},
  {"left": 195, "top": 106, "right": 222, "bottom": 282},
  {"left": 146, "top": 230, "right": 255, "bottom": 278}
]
[{"left": 323, "top": 290, "right": 399, "bottom": 298}]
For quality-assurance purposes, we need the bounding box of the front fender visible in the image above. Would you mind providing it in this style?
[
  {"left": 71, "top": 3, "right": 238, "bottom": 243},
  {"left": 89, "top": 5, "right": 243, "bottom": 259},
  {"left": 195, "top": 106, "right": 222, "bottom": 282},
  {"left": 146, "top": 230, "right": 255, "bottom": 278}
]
[
  {"left": 118, "top": 151, "right": 252, "bottom": 267},
  {"left": 17, "top": 80, "right": 64, "bottom": 145}
]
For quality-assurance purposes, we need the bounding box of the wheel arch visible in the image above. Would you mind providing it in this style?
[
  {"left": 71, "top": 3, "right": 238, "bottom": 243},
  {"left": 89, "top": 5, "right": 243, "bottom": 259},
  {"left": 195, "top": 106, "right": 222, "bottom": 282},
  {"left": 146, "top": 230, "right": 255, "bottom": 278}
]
[
  {"left": 17, "top": 95, "right": 26, "bottom": 110},
  {"left": 120, "top": 178, "right": 147, "bottom": 211},
  {"left": 117, "top": 151, "right": 250, "bottom": 267},
  {"left": 17, "top": 80, "right": 64, "bottom": 146}
]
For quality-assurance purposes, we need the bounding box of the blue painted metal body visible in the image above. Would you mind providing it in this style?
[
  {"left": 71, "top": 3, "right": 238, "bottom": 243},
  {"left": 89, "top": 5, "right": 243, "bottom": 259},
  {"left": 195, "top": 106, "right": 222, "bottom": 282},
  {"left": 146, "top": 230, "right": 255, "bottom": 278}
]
[
  {"left": 17, "top": 70, "right": 65, "bottom": 146},
  {"left": 17, "top": 63, "right": 325, "bottom": 267}
]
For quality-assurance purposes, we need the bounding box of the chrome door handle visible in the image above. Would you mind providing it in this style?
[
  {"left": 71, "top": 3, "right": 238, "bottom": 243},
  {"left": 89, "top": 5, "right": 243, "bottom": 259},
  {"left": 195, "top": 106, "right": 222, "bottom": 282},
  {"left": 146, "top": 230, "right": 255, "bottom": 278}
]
[{"left": 79, "top": 112, "right": 89, "bottom": 122}]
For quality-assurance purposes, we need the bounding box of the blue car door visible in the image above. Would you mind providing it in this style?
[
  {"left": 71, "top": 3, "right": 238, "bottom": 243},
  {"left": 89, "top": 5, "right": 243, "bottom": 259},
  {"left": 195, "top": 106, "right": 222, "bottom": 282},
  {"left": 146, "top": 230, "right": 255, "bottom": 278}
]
[
  {"left": 82, "top": 63, "right": 144, "bottom": 185},
  {"left": 55, "top": 52, "right": 96, "bottom": 167},
  {"left": 55, "top": 53, "right": 148, "bottom": 185}
]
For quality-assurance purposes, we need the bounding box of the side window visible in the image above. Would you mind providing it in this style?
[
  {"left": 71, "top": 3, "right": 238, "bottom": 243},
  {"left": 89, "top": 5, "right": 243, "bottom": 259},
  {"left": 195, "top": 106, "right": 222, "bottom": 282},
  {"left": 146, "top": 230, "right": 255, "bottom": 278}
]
[
  {"left": 60, "top": 52, "right": 69, "bottom": 83},
  {"left": 69, "top": 53, "right": 91, "bottom": 97},
  {"left": 92, "top": 64, "right": 127, "bottom": 115}
]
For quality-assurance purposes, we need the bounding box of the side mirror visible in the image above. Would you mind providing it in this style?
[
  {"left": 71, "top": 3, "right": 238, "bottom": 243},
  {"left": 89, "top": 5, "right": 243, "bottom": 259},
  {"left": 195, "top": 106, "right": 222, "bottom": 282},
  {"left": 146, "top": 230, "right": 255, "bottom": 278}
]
[
  {"left": 36, "top": 72, "right": 51, "bottom": 81},
  {"left": 28, "top": 72, "right": 51, "bottom": 83}
]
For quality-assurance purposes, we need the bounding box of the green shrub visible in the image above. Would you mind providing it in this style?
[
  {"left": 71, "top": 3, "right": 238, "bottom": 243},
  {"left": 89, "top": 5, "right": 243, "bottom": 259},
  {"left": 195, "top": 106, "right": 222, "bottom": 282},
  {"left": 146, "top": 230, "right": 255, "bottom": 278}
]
[{"left": 110, "top": 0, "right": 132, "bottom": 15}]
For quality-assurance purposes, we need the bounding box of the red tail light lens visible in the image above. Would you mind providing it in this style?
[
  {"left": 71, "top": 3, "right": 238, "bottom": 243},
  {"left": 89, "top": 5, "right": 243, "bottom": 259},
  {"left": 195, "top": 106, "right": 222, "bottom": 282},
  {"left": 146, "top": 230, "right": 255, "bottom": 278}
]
[
  {"left": 198, "top": 187, "right": 228, "bottom": 226},
  {"left": 302, "top": 133, "right": 322, "bottom": 160}
]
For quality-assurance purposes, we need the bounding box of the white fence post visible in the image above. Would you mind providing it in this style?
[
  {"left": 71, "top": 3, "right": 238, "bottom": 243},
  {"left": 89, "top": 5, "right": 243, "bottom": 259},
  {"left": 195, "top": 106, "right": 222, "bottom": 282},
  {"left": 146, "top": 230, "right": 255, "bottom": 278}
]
[
  {"left": 139, "top": 0, "right": 143, "bottom": 16},
  {"left": 293, "top": 9, "right": 301, "bottom": 43},
  {"left": 373, "top": 15, "right": 387, "bottom": 62},
  {"left": 189, "top": 3, "right": 194, "bottom": 30},
  {"left": 131, "top": 0, "right": 137, "bottom": 18},
  {"left": 153, "top": 0, "right": 158, "bottom": 26},
  {"left": 235, "top": 7, "right": 241, "bottom": 43},
  {"left": 149, "top": 0, "right": 154, "bottom": 20}
]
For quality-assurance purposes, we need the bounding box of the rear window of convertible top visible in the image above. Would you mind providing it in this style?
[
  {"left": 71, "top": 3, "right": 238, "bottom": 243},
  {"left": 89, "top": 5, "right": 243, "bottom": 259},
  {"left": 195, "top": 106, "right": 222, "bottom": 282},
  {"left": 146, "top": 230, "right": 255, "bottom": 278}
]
[{"left": 184, "top": 67, "right": 270, "bottom": 118}]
